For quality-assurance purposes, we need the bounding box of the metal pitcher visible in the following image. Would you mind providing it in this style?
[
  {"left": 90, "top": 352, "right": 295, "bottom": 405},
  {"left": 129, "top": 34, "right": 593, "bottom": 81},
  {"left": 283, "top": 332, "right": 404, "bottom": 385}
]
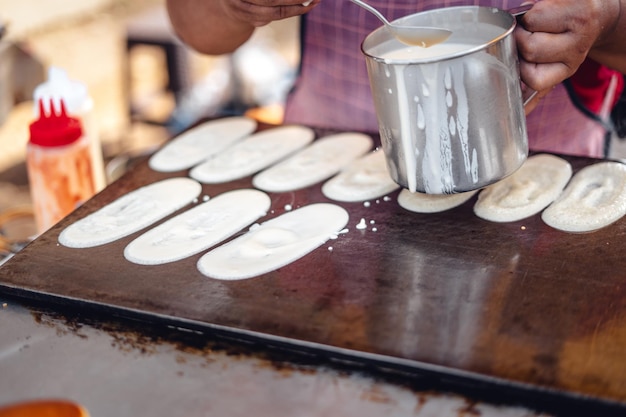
[{"left": 362, "top": 6, "right": 530, "bottom": 194}]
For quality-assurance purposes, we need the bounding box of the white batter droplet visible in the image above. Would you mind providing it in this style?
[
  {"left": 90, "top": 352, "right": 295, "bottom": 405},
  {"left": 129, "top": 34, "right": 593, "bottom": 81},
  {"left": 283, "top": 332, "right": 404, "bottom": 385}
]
[{"left": 198, "top": 203, "right": 349, "bottom": 280}]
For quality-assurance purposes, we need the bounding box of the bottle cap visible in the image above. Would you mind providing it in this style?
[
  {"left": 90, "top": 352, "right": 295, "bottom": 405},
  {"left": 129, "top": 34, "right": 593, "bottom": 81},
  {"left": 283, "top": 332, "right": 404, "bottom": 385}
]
[
  {"left": 29, "top": 99, "right": 83, "bottom": 147},
  {"left": 33, "top": 67, "right": 91, "bottom": 116}
]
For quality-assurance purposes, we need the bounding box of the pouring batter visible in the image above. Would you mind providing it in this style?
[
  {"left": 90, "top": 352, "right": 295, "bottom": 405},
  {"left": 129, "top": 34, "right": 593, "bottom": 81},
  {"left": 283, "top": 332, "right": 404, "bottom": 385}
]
[{"left": 166, "top": 0, "right": 625, "bottom": 159}]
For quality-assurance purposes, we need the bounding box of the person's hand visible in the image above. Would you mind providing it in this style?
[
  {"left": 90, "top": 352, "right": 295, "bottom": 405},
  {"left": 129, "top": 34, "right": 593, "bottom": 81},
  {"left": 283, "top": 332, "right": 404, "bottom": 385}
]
[
  {"left": 514, "top": 0, "right": 621, "bottom": 93},
  {"left": 167, "top": 0, "right": 320, "bottom": 55},
  {"left": 219, "top": 0, "right": 320, "bottom": 27}
]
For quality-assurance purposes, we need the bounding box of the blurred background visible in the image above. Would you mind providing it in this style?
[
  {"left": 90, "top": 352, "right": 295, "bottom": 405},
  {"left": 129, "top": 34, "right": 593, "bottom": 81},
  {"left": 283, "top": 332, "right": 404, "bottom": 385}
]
[{"left": 0, "top": 0, "right": 299, "bottom": 244}]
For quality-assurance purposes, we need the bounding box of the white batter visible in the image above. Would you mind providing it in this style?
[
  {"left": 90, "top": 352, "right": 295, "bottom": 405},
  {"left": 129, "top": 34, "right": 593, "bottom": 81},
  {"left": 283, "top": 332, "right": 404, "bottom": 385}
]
[
  {"left": 321, "top": 150, "right": 399, "bottom": 202},
  {"left": 382, "top": 43, "right": 473, "bottom": 61},
  {"left": 542, "top": 161, "right": 626, "bottom": 232},
  {"left": 148, "top": 117, "right": 257, "bottom": 172},
  {"left": 386, "top": 55, "right": 472, "bottom": 194},
  {"left": 59, "top": 177, "right": 202, "bottom": 248},
  {"left": 197, "top": 203, "right": 349, "bottom": 280},
  {"left": 124, "top": 189, "right": 271, "bottom": 265},
  {"left": 189, "top": 125, "right": 315, "bottom": 184},
  {"left": 474, "top": 154, "right": 572, "bottom": 222},
  {"left": 398, "top": 188, "right": 477, "bottom": 213},
  {"left": 252, "top": 132, "right": 373, "bottom": 192}
]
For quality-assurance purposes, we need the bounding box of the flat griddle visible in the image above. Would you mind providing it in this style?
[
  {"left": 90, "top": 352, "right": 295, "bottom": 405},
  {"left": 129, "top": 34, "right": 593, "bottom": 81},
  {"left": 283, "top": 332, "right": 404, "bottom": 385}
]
[{"left": 2, "top": 123, "right": 626, "bottom": 413}]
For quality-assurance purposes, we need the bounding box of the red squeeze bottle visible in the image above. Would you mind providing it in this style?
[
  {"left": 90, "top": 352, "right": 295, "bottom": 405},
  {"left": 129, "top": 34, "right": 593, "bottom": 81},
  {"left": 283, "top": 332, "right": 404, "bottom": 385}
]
[{"left": 27, "top": 98, "right": 96, "bottom": 234}]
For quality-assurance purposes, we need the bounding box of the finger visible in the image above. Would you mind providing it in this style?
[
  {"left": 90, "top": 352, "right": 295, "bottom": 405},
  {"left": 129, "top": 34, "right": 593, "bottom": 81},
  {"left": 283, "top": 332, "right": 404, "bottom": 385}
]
[
  {"left": 515, "top": 26, "right": 580, "bottom": 63},
  {"left": 232, "top": 1, "right": 311, "bottom": 25},
  {"left": 519, "top": 57, "right": 571, "bottom": 92},
  {"left": 518, "top": 1, "right": 570, "bottom": 34},
  {"left": 515, "top": 28, "right": 584, "bottom": 74},
  {"left": 520, "top": 0, "right": 604, "bottom": 42},
  {"left": 250, "top": 0, "right": 313, "bottom": 5}
]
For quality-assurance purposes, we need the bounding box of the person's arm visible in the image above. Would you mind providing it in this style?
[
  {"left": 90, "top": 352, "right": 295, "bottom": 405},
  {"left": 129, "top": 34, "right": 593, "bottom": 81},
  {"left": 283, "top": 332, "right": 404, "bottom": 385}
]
[
  {"left": 515, "top": 0, "right": 626, "bottom": 95},
  {"left": 166, "top": 0, "right": 318, "bottom": 55},
  {"left": 588, "top": 1, "right": 626, "bottom": 74}
]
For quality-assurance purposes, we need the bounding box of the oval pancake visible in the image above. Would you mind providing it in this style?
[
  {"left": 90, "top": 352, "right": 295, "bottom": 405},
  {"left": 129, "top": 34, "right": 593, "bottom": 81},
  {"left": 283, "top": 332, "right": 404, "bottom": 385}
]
[
  {"left": 252, "top": 132, "right": 372, "bottom": 193},
  {"left": 322, "top": 150, "right": 399, "bottom": 202},
  {"left": 542, "top": 161, "right": 626, "bottom": 232},
  {"left": 198, "top": 203, "right": 349, "bottom": 280},
  {"left": 59, "top": 177, "right": 202, "bottom": 248},
  {"left": 474, "top": 154, "right": 572, "bottom": 222},
  {"left": 190, "top": 125, "right": 315, "bottom": 184},
  {"left": 398, "top": 188, "right": 477, "bottom": 213},
  {"left": 149, "top": 117, "right": 256, "bottom": 172},
  {"left": 124, "top": 189, "right": 271, "bottom": 265}
]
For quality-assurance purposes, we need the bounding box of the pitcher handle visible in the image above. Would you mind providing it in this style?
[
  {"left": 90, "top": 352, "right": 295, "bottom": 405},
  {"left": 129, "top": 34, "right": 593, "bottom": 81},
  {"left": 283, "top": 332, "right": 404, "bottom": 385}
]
[
  {"left": 522, "top": 87, "right": 538, "bottom": 107},
  {"left": 508, "top": 3, "right": 533, "bottom": 17},
  {"left": 509, "top": 4, "right": 537, "bottom": 107}
]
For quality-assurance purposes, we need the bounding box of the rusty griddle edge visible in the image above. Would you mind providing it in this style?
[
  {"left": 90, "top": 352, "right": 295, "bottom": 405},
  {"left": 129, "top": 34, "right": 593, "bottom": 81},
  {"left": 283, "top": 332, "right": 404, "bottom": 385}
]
[{"left": 2, "top": 286, "right": 626, "bottom": 417}]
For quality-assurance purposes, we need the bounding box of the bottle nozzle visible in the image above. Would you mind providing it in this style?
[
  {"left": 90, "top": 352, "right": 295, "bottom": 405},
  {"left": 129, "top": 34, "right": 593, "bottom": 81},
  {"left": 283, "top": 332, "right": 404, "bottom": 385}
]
[{"left": 29, "top": 98, "right": 83, "bottom": 147}]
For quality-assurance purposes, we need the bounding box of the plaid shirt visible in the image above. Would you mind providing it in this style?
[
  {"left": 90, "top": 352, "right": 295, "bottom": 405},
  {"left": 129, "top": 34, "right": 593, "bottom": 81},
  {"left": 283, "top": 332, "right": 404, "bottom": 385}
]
[{"left": 284, "top": 0, "right": 610, "bottom": 158}]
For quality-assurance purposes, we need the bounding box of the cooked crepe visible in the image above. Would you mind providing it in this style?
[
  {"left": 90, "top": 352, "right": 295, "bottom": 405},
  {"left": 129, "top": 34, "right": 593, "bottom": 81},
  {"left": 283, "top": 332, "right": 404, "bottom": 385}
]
[
  {"left": 198, "top": 203, "right": 349, "bottom": 280},
  {"left": 59, "top": 178, "right": 201, "bottom": 248},
  {"left": 322, "top": 149, "right": 399, "bottom": 202},
  {"left": 149, "top": 117, "right": 256, "bottom": 172},
  {"left": 124, "top": 189, "right": 270, "bottom": 265},
  {"left": 252, "top": 132, "right": 373, "bottom": 192},
  {"left": 474, "top": 154, "right": 572, "bottom": 222},
  {"left": 190, "top": 125, "right": 315, "bottom": 183},
  {"left": 398, "top": 188, "right": 477, "bottom": 213},
  {"left": 542, "top": 161, "right": 626, "bottom": 232}
]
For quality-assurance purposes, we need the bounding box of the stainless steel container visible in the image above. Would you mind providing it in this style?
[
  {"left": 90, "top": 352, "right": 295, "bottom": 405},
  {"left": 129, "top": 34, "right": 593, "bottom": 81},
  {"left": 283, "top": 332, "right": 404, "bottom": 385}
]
[{"left": 362, "top": 6, "right": 528, "bottom": 194}]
